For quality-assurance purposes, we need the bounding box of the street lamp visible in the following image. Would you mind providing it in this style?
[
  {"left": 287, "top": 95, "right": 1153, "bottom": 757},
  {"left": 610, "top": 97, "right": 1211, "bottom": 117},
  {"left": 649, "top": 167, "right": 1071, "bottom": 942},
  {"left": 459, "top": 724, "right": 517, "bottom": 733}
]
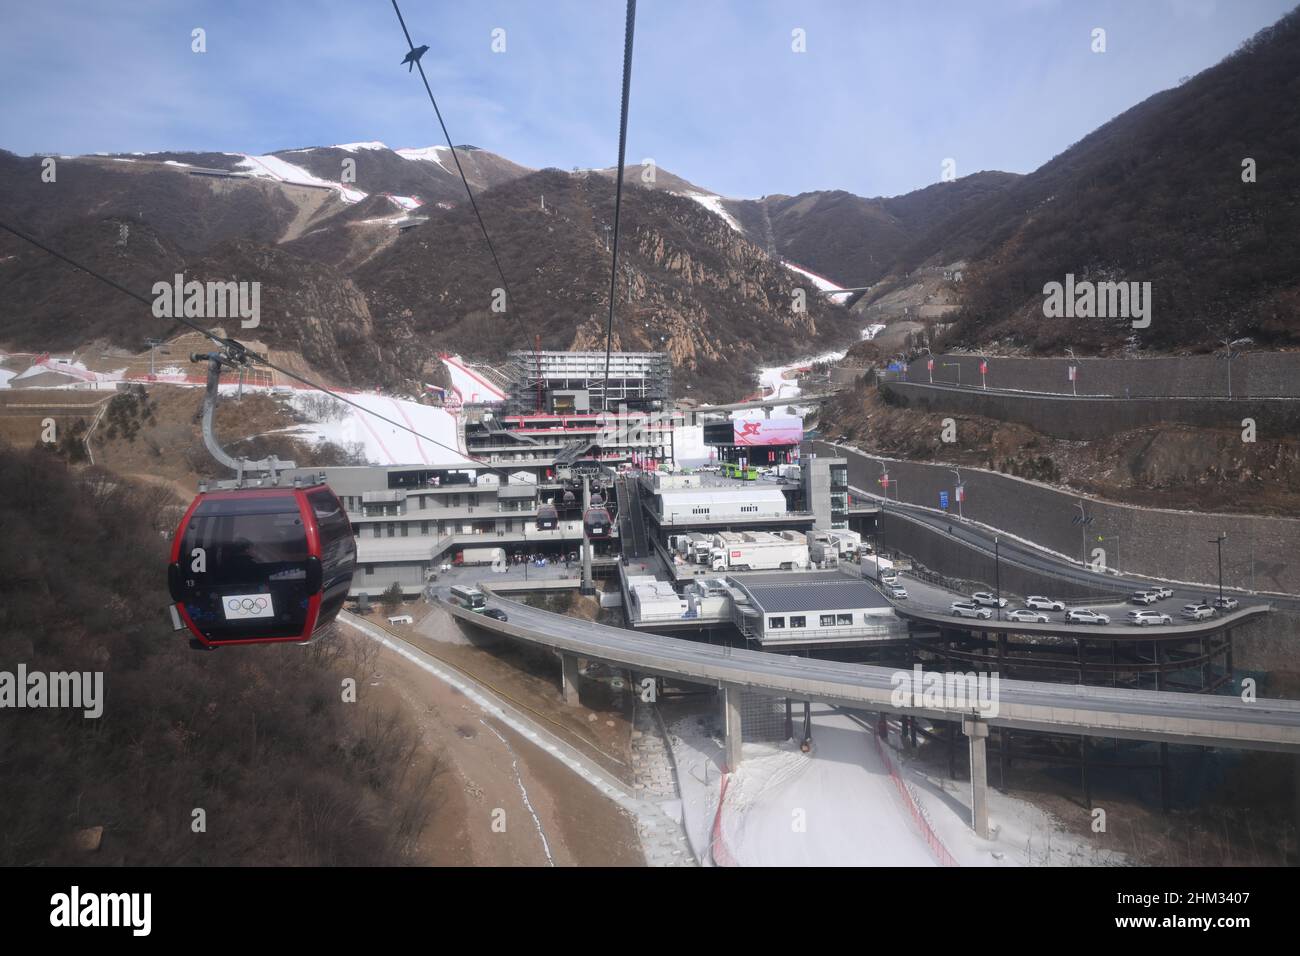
[
  {"left": 1209, "top": 532, "right": 1227, "bottom": 605},
  {"left": 1217, "top": 339, "right": 1249, "bottom": 399},
  {"left": 919, "top": 346, "right": 933, "bottom": 384},
  {"left": 1065, "top": 348, "right": 1078, "bottom": 397},
  {"left": 1072, "top": 500, "right": 1094, "bottom": 565},
  {"left": 994, "top": 535, "right": 1002, "bottom": 621},
  {"left": 949, "top": 467, "right": 963, "bottom": 521}
]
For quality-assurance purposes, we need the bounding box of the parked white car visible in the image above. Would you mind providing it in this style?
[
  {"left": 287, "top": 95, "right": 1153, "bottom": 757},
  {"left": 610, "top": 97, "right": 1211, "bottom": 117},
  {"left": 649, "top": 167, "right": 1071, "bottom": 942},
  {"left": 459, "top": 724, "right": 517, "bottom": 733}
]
[
  {"left": 951, "top": 601, "right": 993, "bottom": 620},
  {"left": 971, "top": 592, "right": 1008, "bottom": 608},
  {"left": 1025, "top": 596, "right": 1065, "bottom": 611},
  {"left": 1007, "top": 608, "right": 1050, "bottom": 623},
  {"left": 1212, "top": 596, "right": 1239, "bottom": 611},
  {"left": 1181, "top": 603, "right": 1216, "bottom": 620},
  {"left": 1152, "top": 587, "right": 1174, "bottom": 600},
  {"left": 1127, "top": 610, "right": 1173, "bottom": 626},
  {"left": 1129, "top": 591, "right": 1159, "bottom": 605},
  {"left": 1066, "top": 608, "right": 1111, "bottom": 625}
]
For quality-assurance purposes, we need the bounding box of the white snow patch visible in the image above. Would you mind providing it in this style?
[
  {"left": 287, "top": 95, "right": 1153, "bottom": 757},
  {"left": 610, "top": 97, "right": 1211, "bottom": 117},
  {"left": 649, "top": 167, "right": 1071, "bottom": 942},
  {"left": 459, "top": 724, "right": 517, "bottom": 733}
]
[
  {"left": 396, "top": 145, "right": 453, "bottom": 173},
  {"left": 782, "top": 260, "right": 843, "bottom": 293},
  {"left": 719, "top": 708, "right": 938, "bottom": 866},
  {"left": 333, "top": 141, "right": 389, "bottom": 152},
  {"left": 234, "top": 153, "right": 367, "bottom": 203},
  {"left": 441, "top": 354, "right": 505, "bottom": 404},
  {"left": 285, "top": 388, "right": 471, "bottom": 466},
  {"left": 678, "top": 192, "right": 743, "bottom": 233},
  {"left": 163, "top": 160, "right": 193, "bottom": 167},
  {"left": 384, "top": 193, "right": 424, "bottom": 211}
]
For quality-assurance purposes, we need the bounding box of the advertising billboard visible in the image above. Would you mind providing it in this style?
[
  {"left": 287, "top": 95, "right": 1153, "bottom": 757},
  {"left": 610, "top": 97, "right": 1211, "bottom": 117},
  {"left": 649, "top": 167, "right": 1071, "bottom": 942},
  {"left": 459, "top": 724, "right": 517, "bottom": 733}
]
[{"left": 730, "top": 416, "right": 803, "bottom": 446}]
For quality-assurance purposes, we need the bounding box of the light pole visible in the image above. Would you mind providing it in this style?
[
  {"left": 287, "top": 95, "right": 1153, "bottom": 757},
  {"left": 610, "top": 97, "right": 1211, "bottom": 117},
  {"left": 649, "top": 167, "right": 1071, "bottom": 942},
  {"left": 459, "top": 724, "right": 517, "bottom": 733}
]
[
  {"left": 994, "top": 535, "right": 1002, "bottom": 621},
  {"left": 1210, "top": 532, "right": 1226, "bottom": 605},
  {"left": 1065, "top": 348, "right": 1078, "bottom": 397},
  {"left": 920, "top": 346, "right": 933, "bottom": 384},
  {"left": 1073, "top": 500, "right": 1092, "bottom": 565},
  {"left": 949, "top": 467, "right": 963, "bottom": 521},
  {"left": 1217, "top": 339, "right": 1248, "bottom": 398}
]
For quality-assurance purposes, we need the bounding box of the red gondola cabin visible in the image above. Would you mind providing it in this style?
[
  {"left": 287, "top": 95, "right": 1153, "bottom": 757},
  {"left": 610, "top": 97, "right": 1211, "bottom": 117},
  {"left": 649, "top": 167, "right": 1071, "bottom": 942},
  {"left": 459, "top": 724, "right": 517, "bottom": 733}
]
[{"left": 168, "top": 484, "right": 357, "bottom": 647}]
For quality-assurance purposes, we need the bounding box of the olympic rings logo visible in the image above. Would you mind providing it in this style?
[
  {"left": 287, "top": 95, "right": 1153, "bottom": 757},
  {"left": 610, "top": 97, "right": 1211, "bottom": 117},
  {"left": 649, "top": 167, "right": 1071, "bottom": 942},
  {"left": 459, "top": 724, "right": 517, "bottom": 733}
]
[{"left": 226, "top": 597, "right": 269, "bottom": 613}]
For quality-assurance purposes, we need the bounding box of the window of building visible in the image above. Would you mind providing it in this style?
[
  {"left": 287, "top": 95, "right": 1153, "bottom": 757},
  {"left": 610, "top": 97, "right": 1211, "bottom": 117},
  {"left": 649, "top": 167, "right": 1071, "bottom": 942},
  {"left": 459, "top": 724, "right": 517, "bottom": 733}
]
[
  {"left": 365, "top": 565, "right": 373, "bottom": 576},
  {"left": 387, "top": 522, "right": 396, "bottom": 538},
  {"left": 768, "top": 617, "right": 785, "bottom": 629},
  {"left": 790, "top": 616, "right": 806, "bottom": 628},
  {"left": 421, "top": 521, "right": 429, "bottom": 534},
  {"left": 372, "top": 525, "right": 381, "bottom": 538},
  {"left": 820, "top": 614, "right": 836, "bottom": 627},
  {"left": 837, "top": 613, "right": 853, "bottom": 626},
  {"left": 400, "top": 524, "right": 408, "bottom": 537}
]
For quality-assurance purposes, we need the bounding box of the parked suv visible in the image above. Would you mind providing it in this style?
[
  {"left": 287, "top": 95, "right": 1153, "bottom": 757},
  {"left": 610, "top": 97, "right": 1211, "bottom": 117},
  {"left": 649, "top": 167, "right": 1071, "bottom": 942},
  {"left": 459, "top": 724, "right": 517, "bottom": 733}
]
[
  {"left": 1025, "top": 596, "right": 1065, "bottom": 612},
  {"left": 1152, "top": 587, "right": 1174, "bottom": 600},
  {"left": 1066, "top": 608, "right": 1111, "bottom": 625},
  {"left": 1212, "top": 596, "right": 1240, "bottom": 611},
  {"left": 1181, "top": 603, "right": 1216, "bottom": 621},
  {"left": 951, "top": 601, "right": 993, "bottom": 620},
  {"left": 971, "top": 592, "right": 1008, "bottom": 608},
  {"left": 1129, "top": 591, "right": 1159, "bottom": 605},
  {"left": 1126, "top": 610, "right": 1173, "bottom": 626}
]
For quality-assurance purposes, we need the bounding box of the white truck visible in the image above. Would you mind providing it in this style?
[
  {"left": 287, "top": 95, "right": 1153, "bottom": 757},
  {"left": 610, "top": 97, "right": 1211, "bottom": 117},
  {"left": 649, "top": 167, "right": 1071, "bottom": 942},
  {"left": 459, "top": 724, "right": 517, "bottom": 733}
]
[
  {"left": 861, "top": 553, "right": 896, "bottom": 583},
  {"left": 669, "top": 533, "right": 714, "bottom": 565},
  {"left": 808, "top": 531, "right": 840, "bottom": 567},
  {"left": 827, "top": 529, "right": 862, "bottom": 560},
  {"left": 456, "top": 546, "right": 505, "bottom": 567},
  {"left": 709, "top": 531, "right": 809, "bottom": 572}
]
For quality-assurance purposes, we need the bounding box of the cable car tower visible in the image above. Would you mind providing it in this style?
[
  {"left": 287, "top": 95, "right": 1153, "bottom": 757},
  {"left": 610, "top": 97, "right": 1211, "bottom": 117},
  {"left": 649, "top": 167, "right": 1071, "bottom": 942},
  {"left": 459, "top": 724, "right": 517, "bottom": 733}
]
[{"left": 191, "top": 347, "right": 297, "bottom": 489}]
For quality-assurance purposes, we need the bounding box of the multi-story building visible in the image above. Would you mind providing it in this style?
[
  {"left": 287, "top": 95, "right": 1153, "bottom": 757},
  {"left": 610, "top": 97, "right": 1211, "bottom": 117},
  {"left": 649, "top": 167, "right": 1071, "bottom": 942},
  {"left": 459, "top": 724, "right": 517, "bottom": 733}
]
[
  {"left": 801, "top": 456, "right": 850, "bottom": 530},
  {"left": 281, "top": 463, "right": 604, "bottom": 597}
]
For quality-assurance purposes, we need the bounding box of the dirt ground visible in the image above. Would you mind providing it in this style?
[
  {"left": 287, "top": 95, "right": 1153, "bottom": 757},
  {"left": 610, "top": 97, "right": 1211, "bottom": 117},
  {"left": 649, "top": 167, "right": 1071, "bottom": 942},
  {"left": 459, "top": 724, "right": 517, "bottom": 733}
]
[{"left": 345, "top": 604, "right": 645, "bottom": 866}]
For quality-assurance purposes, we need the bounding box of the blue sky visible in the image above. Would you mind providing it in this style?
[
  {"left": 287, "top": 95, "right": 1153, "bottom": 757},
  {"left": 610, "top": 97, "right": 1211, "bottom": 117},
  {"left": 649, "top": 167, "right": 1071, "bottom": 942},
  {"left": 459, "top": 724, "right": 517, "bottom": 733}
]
[{"left": 1, "top": 0, "right": 1293, "bottom": 198}]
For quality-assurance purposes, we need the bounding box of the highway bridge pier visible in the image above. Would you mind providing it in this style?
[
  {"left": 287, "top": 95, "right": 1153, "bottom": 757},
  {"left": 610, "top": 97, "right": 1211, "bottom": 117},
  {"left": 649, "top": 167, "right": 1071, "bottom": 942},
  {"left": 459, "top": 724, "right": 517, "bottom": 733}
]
[
  {"left": 559, "top": 652, "right": 581, "bottom": 706},
  {"left": 722, "top": 684, "right": 743, "bottom": 772},
  {"left": 963, "top": 716, "right": 991, "bottom": 839}
]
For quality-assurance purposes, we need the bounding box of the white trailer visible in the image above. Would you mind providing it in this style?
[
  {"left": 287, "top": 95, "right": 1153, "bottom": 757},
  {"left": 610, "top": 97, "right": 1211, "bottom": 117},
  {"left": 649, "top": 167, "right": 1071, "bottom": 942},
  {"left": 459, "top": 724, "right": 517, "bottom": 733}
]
[
  {"left": 709, "top": 531, "right": 809, "bottom": 572},
  {"left": 828, "top": 529, "right": 862, "bottom": 559},
  {"left": 861, "top": 553, "right": 896, "bottom": 582},
  {"left": 457, "top": 546, "right": 505, "bottom": 567},
  {"left": 808, "top": 531, "right": 840, "bottom": 568}
]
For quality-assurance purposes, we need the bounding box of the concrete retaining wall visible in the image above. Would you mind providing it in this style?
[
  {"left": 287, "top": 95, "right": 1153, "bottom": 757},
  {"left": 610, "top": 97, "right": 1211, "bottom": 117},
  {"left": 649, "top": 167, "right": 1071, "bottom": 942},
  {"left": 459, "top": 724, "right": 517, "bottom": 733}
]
[
  {"left": 818, "top": 441, "right": 1300, "bottom": 595},
  {"left": 882, "top": 511, "right": 1123, "bottom": 602},
  {"left": 880, "top": 382, "right": 1297, "bottom": 441},
  {"left": 895, "top": 352, "right": 1300, "bottom": 398}
]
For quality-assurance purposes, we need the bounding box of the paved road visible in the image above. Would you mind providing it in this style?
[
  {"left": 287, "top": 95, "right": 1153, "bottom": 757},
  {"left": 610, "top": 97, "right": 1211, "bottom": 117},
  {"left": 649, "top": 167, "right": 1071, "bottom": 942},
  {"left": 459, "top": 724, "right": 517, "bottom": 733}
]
[
  {"left": 439, "top": 584, "right": 1300, "bottom": 753},
  {"left": 820, "top": 440, "right": 1300, "bottom": 613},
  {"left": 879, "top": 566, "right": 1266, "bottom": 638}
]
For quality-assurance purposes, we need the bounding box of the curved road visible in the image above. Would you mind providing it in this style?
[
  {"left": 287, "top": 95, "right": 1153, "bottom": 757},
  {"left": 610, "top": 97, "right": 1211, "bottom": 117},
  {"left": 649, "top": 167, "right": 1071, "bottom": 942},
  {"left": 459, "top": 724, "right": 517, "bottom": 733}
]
[{"left": 439, "top": 585, "right": 1300, "bottom": 753}]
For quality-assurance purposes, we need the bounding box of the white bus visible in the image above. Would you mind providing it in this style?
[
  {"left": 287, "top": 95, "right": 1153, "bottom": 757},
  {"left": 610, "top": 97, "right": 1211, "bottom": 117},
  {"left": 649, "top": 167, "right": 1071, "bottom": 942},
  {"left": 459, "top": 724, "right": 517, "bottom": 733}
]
[{"left": 448, "top": 585, "right": 487, "bottom": 612}]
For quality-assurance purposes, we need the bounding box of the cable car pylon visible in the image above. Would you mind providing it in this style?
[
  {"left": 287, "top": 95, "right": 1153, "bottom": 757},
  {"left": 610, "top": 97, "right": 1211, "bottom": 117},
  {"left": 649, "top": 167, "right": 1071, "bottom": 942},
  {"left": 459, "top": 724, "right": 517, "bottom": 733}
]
[{"left": 192, "top": 349, "right": 295, "bottom": 488}]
